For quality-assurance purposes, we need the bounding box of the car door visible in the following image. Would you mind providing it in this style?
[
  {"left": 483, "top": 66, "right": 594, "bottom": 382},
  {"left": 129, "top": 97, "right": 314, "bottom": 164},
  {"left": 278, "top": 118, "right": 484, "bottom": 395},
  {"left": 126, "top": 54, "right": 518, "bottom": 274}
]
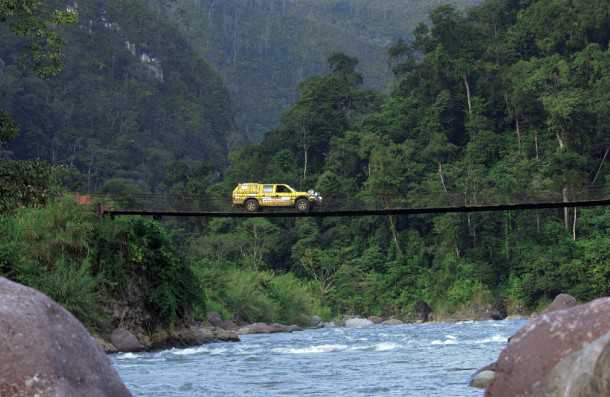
[
  {"left": 261, "top": 184, "right": 275, "bottom": 207},
  {"left": 274, "top": 185, "right": 294, "bottom": 207}
]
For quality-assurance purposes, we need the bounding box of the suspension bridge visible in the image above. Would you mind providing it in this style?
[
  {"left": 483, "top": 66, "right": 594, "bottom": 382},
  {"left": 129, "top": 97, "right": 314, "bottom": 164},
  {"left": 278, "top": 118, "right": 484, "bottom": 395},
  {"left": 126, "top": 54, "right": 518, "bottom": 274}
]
[{"left": 85, "top": 185, "right": 610, "bottom": 218}]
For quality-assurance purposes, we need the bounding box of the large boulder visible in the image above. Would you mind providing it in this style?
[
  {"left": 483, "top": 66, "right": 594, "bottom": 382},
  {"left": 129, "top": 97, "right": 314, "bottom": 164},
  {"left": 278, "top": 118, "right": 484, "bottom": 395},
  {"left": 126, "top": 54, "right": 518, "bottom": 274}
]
[
  {"left": 150, "top": 326, "right": 240, "bottom": 349},
  {"left": 544, "top": 331, "right": 610, "bottom": 396},
  {"left": 238, "top": 323, "right": 301, "bottom": 334},
  {"left": 541, "top": 293, "right": 577, "bottom": 314},
  {"left": 0, "top": 277, "right": 132, "bottom": 397},
  {"left": 110, "top": 328, "right": 146, "bottom": 352},
  {"left": 486, "top": 297, "right": 610, "bottom": 397},
  {"left": 382, "top": 318, "right": 403, "bottom": 326},
  {"left": 345, "top": 318, "right": 374, "bottom": 327},
  {"left": 211, "top": 328, "right": 240, "bottom": 342}
]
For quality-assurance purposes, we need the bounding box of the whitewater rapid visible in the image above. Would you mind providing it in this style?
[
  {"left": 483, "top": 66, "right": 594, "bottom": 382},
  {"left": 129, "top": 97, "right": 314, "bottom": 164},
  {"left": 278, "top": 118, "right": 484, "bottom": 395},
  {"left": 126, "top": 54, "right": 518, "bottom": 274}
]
[{"left": 112, "top": 318, "right": 526, "bottom": 396}]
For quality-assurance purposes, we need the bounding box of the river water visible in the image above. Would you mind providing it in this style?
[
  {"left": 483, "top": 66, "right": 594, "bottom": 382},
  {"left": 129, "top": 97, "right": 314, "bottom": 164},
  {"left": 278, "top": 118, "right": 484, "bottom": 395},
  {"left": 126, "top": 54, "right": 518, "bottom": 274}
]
[{"left": 112, "top": 319, "right": 527, "bottom": 397}]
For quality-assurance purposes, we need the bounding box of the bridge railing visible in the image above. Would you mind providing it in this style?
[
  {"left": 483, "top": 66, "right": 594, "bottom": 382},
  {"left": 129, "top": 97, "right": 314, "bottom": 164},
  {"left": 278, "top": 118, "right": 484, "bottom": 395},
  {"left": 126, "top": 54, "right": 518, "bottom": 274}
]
[{"left": 82, "top": 183, "right": 610, "bottom": 215}]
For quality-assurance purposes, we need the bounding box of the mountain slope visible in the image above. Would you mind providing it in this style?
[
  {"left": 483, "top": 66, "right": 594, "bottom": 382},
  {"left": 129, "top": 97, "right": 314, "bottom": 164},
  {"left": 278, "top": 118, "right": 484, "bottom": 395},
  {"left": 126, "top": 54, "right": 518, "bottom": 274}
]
[
  {"left": 155, "top": 0, "right": 479, "bottom": 140},
  {"left": 0, "top": 0, "right": 238, "bottom": 192}
]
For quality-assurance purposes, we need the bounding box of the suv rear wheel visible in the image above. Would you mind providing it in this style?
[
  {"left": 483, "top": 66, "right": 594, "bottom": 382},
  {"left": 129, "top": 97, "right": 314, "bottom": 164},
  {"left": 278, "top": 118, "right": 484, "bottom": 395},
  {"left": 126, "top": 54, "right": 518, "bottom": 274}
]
[
  {"left": 245, "top": 199, "right": 259, "bottom": 212},
  {"left": 296, "top": 198, "right": 310, "bottom": 213}
]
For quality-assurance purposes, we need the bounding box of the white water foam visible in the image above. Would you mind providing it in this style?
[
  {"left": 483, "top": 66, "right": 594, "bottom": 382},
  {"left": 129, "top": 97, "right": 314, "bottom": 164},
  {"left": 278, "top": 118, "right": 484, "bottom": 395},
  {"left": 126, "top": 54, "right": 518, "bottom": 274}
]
[
  {"left": 171, "top": 346, "right": 228, "bottom": 356},
  {"left": 116, "top": 352, "right": 141, "bottom": 360},
  {"left": 374, "top": 342, "right": 399, "bottom": 351},
  {"left": 272, "top": 344, "right": 348, "bottom": 354},
  {"left": 431, "top": 336, "right": 458, "bottom": 345},
  {"left": 473, "top": 335, "right": 508, "bottom": 344}
]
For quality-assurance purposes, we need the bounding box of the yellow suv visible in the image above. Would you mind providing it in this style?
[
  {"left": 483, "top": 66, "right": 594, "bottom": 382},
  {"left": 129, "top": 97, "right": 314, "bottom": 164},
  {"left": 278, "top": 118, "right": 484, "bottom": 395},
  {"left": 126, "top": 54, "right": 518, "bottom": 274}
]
[{"left": 232, "top": 183, "right": 323, "bottom": 212}]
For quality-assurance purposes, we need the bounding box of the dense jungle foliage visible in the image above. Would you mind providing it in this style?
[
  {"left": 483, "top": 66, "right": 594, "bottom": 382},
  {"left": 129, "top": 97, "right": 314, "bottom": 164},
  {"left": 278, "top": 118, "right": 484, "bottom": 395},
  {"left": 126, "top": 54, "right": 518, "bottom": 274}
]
[
  {"left": 186, "top": 0, "right": 610, "bottom": 319},
  {"left": 1, "top": 0, "right": 609, "bottom": 331}
]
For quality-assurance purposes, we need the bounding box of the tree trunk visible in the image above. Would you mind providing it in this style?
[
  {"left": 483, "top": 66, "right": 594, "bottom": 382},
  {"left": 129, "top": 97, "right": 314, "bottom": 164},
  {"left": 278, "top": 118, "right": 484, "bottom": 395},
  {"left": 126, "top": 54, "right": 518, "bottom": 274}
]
[
  {"left": 515, "top": 118, "right": 522, "bottom": 153},
  {"left": 505, "top": 211, "right": 511, "bottom": 261},
  {"left": 562, "top": 187, "right": 569, "bottom": 231},
  {"left": 556, "top": 132, "right": 565, "bottom": 151},
  {"left": 592, "top": 145, "right": 609, "bottom": 184},
  {"left": 438, "top": 162, "right": 448, "bottom": 193},
  {"left": 303, "top": 145, "right": 308, "bottom": 183},
  {"left": 463, "top": 74, "right": 472, "bottom": 116},
  {"left": 534, "top": 130, "right": 540, "bottom": 160},
  {"left": 572, "top": 207, "right": 577, "bottom": 241},
  {"left": 388, "top": 216, "right": 402, "bottom": 257}
]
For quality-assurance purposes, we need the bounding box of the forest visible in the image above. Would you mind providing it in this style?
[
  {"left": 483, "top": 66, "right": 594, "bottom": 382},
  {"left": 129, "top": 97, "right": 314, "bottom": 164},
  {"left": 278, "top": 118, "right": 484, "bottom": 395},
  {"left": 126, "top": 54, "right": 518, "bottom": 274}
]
[
  {"left": 1, "top": 0, "right": 609, "bottom": 334},
  {"left": 150, "top": 0, "right": 478, "bottom": 139}
]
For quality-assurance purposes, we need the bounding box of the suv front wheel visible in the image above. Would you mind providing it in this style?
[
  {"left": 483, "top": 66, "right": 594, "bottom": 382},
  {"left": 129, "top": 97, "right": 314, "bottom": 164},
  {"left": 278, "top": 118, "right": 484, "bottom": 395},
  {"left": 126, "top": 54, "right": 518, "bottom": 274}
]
[{"left": 296, "top": 198, "right": 310, "bottom": 213}]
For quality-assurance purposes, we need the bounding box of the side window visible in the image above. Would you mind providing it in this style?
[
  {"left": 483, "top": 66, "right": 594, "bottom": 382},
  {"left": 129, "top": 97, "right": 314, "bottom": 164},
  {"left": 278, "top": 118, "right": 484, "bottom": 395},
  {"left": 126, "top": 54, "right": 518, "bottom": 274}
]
[
  {"left": 276, "top": 185, "right": 290, "bottom": 193},
  {"left": 263, "top": 185, "right": 273, "bottom": 194}
]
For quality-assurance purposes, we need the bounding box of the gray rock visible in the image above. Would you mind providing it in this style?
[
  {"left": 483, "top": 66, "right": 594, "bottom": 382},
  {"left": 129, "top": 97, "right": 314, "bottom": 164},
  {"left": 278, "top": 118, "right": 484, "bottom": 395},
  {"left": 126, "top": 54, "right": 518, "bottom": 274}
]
[
  {"left": 542, "top": 293, "right": 577, "bottom": 314},
  {"left": 321, "top": 321, "right": 336, "bottom": 328},
  {"left": 207, "top": 311, "right": 223, "bottom": 327},
  {"left": 469, "top": 362, "right": 496, "bottom": 389},
  {"left": 311, "top": 315, "right": 322, "bottom": 327},
  {"left": 238, "top": 323, "right": 283, "bottom": 334},
  {"left": 544, "top": 331, "right": 610, "bottom": 397},
  {"left": 382, "top": 319, "right": 403, "bottom": 326},
  {"left": 345, "top": 318, "right": 374, "bottom": 327},
  {"left": 212, "top": 328, "right": 240, "bottom": 342},
  {"left": 219, "top": 319, "right": 239, "bottom": 330},
  {"left": 368, "top": 316, "right": 384, "bottom": 324},
  {"left": 487, "top": 297, "right": 610, "bottom": 397},
  {"left": 0, "top": 277, "right": 132, "bottom": 397},
  {"left": 471, "top": 370, "right": 496, "bottom": 389},
  {"left": 94, "top": 336, "right": 118, "bottom": 354},
  {"left": 111, "top": 328, "right": 146, "bottom": 352},
  {"left": 505, "top": 315, "right": 525, "bottom": 321}
]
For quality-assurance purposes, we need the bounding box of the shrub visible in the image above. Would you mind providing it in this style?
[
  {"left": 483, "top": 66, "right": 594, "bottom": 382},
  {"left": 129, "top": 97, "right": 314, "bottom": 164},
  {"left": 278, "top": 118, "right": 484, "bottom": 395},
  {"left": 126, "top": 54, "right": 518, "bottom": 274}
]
[
  {"left": 16, "top": 258, "right": 107, "bottom": 331},
  {"left": 268, "top": 273, "right": 314, "bottom": 325},
  {"left": 93, "top": 217, "right": 202, "bottom": 328},
  {"left": 223, "top": 270, "right": 277, "bottom": 323}
]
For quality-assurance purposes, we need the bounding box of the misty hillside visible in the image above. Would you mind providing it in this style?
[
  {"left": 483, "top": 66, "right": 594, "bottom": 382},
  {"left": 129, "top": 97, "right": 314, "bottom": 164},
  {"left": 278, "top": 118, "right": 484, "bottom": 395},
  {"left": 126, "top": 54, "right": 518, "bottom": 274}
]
[{"left": 154, "top": 0, "right": 479, "bottom": 140}]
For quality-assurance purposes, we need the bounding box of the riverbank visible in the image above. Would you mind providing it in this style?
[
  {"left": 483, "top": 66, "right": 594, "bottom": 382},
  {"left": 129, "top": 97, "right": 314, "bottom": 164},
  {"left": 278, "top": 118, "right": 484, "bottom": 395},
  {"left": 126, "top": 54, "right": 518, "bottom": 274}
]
[{"left": 94, "top": 300, "right": 527, "bottom": 354}]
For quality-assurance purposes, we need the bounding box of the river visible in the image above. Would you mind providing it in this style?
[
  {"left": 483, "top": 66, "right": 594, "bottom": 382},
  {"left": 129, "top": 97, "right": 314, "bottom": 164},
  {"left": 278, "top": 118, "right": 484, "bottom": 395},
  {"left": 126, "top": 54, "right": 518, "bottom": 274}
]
[{"left": 112, "top": 319, "right": 527, "bottom": 397}]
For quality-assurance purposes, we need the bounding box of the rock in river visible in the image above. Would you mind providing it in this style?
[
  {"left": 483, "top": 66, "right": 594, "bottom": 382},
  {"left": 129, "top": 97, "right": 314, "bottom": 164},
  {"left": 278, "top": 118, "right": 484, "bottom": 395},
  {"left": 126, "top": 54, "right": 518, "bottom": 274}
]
[
  {"left": 345, "top": 318, "right": 374, "bottom": 327},
  {"left": 486, "top": 296, "right": 610, "bottom": 396},
  {"left": 0, "top": 277, "right": 132, "bottom": 397},
  {"left": 469, "top": 362, "right": 496, "bottom": 389},
  {"left": 238, "top": 322, "right": 302, "bottom": 334},
  {"left": 111, "top": 328, "right": 146, "bottom": 352},
  {"left": 541, "top": 293, "right": 577, "bottom": 314}
]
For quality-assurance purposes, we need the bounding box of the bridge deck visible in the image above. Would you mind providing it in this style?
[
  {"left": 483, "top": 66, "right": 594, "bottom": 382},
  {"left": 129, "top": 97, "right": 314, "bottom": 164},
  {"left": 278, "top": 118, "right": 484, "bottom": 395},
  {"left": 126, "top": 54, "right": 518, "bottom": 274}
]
[{"left": 103, "top": 198, "right": 610, "bottom": 218}]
